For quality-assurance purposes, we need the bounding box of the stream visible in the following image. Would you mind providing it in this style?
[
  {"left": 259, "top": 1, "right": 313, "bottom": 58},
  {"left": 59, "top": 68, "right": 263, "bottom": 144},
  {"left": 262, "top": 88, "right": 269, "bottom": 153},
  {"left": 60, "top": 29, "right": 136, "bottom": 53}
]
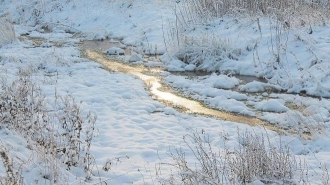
[
  {"left": 18, "top": 35, "right": 315, "bottom": 138},
  {"left": 20, "top": 35, "right": 311, "bottom": 135},
  {"left": 83, "top": 49, "right": 278, "bottom": 132}
]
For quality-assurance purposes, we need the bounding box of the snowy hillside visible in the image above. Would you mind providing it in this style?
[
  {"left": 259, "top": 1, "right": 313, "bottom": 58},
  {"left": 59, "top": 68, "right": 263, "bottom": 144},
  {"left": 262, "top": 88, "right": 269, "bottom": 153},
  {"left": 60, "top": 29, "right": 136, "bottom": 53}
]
[{"left": 1, "top": 0, "right": 330, "bottom": 184}]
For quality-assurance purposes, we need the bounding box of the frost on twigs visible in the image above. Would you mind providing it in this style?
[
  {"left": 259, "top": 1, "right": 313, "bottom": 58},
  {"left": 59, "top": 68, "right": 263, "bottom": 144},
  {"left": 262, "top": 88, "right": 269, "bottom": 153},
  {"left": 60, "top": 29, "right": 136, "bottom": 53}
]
[
  {"left": 0, "top": 66, "right": 98, "bottom": 183},
  {"left": 161, "top": 129, "right": 327, "bottom": 185},
  {"left": 0, "top": 147, "right": 23, "bottom": 185},
  {"left": 172, "top": 36, "right": 235, "bottom": 72},
  {"left": 175, "top": 0, "right": 330, "bottom": 27}
]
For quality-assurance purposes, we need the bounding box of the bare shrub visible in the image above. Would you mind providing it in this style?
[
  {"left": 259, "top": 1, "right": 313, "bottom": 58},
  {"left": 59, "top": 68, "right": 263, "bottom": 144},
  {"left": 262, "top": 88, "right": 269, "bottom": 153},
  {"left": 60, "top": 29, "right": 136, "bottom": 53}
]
[
  {"left": 0, "top": 67, "right": 43, "bottom": 132},
  {"left": 166, "top": 131, "right": 231, "bottom": 184},
  {"left": 0, "top": 66, "right": 97, "bottom": 182},
  {"left": 56, "top": 95, "right": 98, "bottom": 179},
  {"left": 163, "top": 129, "right": 299, "bottom": 184},
  {"left": 0, "top": 147, "right": 23, "bottom": 185},
  {"left": 230, "top": 131, "right": 296, "bottom": 184}
]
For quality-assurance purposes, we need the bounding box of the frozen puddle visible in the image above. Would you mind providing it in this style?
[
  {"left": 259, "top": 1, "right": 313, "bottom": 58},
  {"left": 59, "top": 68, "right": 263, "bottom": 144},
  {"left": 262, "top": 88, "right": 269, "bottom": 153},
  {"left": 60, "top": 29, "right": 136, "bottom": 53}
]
[{"left": 84, "top": 50, "right": 277, "bottom": 130}]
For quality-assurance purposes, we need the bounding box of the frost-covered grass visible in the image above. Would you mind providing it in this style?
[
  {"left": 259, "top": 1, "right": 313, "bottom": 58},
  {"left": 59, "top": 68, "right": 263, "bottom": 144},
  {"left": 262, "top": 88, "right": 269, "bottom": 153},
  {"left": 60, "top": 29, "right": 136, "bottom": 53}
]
[
  {"left": 163, "top": 130, "right": 303, "bottom": 184},
  {"left": 175, "top": 0, "right": 330, "bottom": 26}
]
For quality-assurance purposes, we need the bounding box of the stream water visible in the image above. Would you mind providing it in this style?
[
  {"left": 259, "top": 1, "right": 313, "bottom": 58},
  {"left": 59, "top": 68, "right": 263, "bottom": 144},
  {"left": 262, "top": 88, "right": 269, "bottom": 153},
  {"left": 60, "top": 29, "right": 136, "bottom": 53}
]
[
  {"left": 84, "top": 50, "right": 278, "bottom": 131},
  {"left": 18, "top": 36, "right": 310, "bottom": 136}
]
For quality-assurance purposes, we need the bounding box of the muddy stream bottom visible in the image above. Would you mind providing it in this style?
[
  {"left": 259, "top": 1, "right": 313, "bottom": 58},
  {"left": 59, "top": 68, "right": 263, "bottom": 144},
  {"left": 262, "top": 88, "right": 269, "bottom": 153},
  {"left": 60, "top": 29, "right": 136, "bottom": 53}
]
[{"left": 84, "top": 49, "right": 280, "bottom": 132}]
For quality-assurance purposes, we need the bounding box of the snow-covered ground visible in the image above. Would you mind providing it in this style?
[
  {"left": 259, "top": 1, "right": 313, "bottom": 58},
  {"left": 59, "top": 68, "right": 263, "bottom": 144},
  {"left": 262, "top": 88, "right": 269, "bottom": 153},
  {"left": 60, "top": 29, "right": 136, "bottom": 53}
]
[
  {"left": 0, "top": 31, "right": 266, "bottom": 184},
  {"left": 1, "top": 0, "right": 330, "bottom": 184}
]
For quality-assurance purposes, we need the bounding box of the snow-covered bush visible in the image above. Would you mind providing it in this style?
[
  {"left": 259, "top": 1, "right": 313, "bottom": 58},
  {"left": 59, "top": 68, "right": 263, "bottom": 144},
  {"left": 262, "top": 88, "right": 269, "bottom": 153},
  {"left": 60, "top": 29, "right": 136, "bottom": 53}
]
[
  {"left": 163, "top": 129, "right": 310, "bottom": 184},
  {"left": 230, "top": 131, "right": 296, "bottom": 184}
]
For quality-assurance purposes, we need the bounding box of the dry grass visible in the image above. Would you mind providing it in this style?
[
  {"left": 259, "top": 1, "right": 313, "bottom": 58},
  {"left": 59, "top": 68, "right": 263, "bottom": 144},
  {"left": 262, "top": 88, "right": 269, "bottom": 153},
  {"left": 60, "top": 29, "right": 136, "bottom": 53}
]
[
  {"left": 160, "top": 129, "right": 330, "bottom": 185},
  {"left": 161, "top": 129, "right": 298, "bottom": 184},
  {"left": 0, "top": 65, "right": 97, "bottom": 183},
  {"left": 175, "top": 0, "right": 330, "bottom": 27}
]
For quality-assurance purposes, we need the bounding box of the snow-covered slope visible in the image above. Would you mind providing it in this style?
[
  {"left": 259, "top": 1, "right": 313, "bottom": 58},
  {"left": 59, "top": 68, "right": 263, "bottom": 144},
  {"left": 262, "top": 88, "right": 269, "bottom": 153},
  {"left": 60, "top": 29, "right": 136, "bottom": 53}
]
[{"left": 1, "top": 0, "right": 330, "bottom": 184}]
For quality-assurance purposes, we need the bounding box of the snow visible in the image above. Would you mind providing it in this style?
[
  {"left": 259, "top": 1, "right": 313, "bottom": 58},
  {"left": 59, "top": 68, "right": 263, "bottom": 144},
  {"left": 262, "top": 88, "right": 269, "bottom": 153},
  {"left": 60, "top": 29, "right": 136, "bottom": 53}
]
[
  {"left": 165, "top": 59, "right": 186, "bottom": 71},
  {"left": 207, "top": 96, "right": 256, "bottom": 116},
  {"left": 255, "top": 99, "right": 289, "bottom": 113},
  {"left": 128, "top": 51, "right": 144, "bottom": 62},
  {"left": 184, "top": 64, "right": 196, "bottom": 71},
  {"left": 205, "top": 73, "right": 241, "bottom": 89},
  {"left": 0, "top": 35, "right": 262, "bottom": 184},
  {"left": 1, "top": 0, "right": 330, "bottom": 184},
  {"left": 238, "top": 81, "right": 266, "bottom": 92},
  {"left": 163, "top": 74, "right": 253, "bottom": 115},
  {"left": 0, "top": 12, "right": 16, "bottom": 46},
  {"left": 105, "top": 47, "right": 125, "bottom": 55}
]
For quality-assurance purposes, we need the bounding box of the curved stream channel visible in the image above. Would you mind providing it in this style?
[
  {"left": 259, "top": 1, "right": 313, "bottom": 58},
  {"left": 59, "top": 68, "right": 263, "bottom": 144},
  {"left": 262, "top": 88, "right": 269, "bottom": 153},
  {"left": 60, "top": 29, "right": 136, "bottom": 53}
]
[{"left": 83, "top": 49, "right": 279, "bottom": 131}]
